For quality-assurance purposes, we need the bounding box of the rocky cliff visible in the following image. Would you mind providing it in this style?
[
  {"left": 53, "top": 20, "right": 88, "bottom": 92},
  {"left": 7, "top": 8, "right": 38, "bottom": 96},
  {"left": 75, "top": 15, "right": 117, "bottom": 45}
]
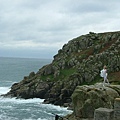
[{"left": 3, "top": 31, "right": 120, "bottom": 118}]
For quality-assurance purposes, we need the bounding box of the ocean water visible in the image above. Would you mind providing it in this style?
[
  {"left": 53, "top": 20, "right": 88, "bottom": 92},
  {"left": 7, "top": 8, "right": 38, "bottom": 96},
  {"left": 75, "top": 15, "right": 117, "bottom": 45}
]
[{"left": 0, "top": 57, "right": 72, "bottom": 120}]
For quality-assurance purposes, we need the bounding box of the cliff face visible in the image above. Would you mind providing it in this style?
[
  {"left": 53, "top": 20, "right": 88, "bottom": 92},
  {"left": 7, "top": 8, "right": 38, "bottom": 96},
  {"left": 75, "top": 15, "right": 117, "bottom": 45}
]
[{"left": 3, "top": 31, "right": 120, "bottom": 109}]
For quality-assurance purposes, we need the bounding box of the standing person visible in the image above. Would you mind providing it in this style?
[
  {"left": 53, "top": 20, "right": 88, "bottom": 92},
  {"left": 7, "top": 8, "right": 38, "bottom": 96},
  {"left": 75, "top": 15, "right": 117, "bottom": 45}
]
[{"left": 101, "top": 65, "right": 110, "bottom": 88}]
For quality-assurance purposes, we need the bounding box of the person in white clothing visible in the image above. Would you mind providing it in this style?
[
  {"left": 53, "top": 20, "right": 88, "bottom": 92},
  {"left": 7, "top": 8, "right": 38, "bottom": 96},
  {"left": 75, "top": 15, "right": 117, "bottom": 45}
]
[{"left": 102, "top": 65, "right": 110, "bottom": 88}]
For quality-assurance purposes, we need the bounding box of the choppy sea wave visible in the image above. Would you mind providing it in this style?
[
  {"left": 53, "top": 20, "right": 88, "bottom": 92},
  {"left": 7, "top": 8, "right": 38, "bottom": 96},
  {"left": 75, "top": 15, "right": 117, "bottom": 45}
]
[{"left": 0, "top": 87, "right": 72, "bottom": 120}]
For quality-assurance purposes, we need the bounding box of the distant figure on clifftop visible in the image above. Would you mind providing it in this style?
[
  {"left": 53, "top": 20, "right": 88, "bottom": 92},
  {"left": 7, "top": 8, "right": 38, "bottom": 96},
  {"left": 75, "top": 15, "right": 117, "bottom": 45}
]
[{"left": 100, "top": 65, "right": 110, "bottom": 88}]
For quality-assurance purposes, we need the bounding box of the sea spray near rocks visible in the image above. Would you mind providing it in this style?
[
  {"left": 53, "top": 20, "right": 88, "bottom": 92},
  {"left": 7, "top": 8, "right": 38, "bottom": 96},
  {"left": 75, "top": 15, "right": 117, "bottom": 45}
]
[{"left": 0, "top": 58, "right": 72, "bottom": 120}]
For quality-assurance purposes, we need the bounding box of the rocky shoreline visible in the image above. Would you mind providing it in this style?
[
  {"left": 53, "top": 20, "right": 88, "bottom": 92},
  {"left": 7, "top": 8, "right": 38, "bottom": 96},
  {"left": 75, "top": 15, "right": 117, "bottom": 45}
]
[{"left": 2, "top": 31, "right": 120, "bottom": 119}]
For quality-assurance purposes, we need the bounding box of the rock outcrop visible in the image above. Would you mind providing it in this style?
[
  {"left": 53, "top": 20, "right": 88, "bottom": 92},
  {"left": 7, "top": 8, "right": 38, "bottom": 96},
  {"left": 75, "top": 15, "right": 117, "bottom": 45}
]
[
  {"left": 2, "top": 31, "right": 120, "bottom": 113},
  {"left": 68, "top": 83, "right": 120, "bottom": 119}
]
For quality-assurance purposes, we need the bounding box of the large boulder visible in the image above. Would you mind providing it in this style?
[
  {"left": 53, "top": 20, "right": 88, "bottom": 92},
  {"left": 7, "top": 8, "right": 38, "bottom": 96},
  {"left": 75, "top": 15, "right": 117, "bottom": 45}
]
[{"left": 71, "top": 83, "right": 120, "bottom": 119}]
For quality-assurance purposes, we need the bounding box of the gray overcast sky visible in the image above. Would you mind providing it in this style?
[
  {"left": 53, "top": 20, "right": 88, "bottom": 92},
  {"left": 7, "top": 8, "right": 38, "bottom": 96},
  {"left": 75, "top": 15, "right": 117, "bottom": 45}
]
[{"left": 0, "top": 0, "right": 120, "bottom": 59}]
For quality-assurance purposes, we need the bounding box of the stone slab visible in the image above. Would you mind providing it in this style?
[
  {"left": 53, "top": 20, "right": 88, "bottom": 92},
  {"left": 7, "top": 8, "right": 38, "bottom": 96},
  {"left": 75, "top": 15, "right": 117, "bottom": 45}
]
[{"left": 94, "top": 108, "right": 114, "bottom": 120}]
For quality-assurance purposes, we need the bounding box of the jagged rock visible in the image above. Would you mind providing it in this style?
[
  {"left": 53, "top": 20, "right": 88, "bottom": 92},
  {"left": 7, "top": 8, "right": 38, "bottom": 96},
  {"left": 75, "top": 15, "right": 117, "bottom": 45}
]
[{"left": 28, "top": 72, "right": 35, "bottom": 78}]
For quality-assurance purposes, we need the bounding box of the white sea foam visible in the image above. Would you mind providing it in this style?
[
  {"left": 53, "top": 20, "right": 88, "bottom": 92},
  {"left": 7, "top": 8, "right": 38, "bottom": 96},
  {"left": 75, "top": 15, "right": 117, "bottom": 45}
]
[
  {"left": 0, "top": 91, "right": 71, "bottom": 111},
  {"left": 0, "top": 87, "right": 72, "bottom": 120},
  {"left": 0, "top": 114, "right": 19, "bottom": 120},
  {"left": 0, "top": 97, "right": 44, "bottom": 104},
  {"left": 38, "top": 102, "right": 72, "bottom": 112},
  {"left": 0, "top": 87, "right": 10, "bottom": 95},
  {"left": 23, "top": 118, "right": 49, "bottom": 120}
]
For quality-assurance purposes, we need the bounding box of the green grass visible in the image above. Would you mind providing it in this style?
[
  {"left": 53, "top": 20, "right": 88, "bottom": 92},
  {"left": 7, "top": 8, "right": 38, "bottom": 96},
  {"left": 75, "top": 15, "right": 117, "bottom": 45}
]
[
  {"left": 40, "top": 74, "right": 54, "bottom": 81},
  {"left": 40, "top": 68, "right": 76, "bottom": 82},
  {"left": 60, "top": 68, "right": 75, "bottom": 76}
]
